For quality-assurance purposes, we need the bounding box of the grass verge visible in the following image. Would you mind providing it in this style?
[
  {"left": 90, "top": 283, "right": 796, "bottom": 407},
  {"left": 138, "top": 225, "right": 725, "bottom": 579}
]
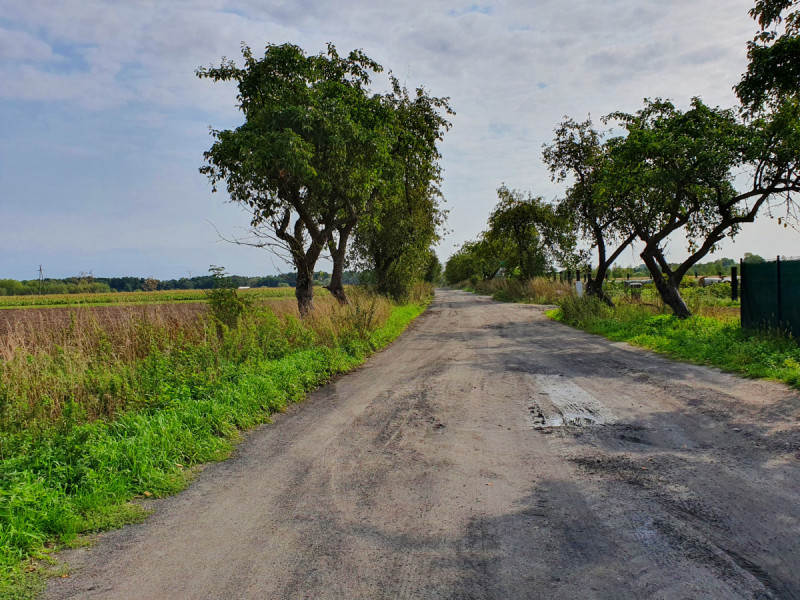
[
  {"left": 0, "top": 290, "right": 430, "bottom": 598},
  {"left": 552, "top": 296, "right": 800, "bottom": 387}
]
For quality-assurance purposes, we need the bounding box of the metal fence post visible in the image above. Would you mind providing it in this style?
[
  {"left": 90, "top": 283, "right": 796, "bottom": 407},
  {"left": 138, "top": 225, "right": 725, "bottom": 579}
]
[
  {"left": 731, "top": 266, "right": 738, "bottom": 301},
  {"left": 777, "top": 255, "right": 782, "bottom": 327}
]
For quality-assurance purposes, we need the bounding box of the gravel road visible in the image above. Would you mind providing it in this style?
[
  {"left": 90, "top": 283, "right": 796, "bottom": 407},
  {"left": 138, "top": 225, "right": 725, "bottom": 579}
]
[{"left": 47, "top": 289, "right": 800, "bottom": 599}]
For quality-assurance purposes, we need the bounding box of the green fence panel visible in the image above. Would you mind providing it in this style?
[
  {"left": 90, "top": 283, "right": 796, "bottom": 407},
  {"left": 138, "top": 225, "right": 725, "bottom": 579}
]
[
  {"left": 780, "top": 260, "right": 800, "bottom": 336},
  {"left": 742, "top": 259, "right": 800, "bottom": 335}
]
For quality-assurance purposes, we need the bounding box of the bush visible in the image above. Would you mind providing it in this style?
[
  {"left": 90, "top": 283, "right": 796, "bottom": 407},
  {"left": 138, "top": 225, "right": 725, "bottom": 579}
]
[
  {"left": 558, "top": 295, "right": 612, "bottom": 326},
  {"left": 205, "top": 266, "right": 249, "bottom": 330}
]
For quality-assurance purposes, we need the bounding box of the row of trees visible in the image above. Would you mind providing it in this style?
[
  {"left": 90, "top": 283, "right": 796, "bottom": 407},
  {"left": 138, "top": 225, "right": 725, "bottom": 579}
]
[
  {"left": 199, "top": 43, "right": 451, "bottom": 314},
  {"left": 448, "top": 0, "right": 800, "bottom": 318}
]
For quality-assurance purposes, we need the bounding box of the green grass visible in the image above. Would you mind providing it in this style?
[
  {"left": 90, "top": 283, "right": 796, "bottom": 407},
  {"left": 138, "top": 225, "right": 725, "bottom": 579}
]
[
  {"left": 552, "top": 296, "right": 800, "bottom": 387},
  {"left": 0, "top": 292, "right": 429, "bottom": 597}
]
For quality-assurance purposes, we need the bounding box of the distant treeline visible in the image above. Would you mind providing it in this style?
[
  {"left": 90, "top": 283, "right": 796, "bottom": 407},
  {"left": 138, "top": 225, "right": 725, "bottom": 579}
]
[{"left": 0, "top": 271, "right": 361, "bottom": 296}]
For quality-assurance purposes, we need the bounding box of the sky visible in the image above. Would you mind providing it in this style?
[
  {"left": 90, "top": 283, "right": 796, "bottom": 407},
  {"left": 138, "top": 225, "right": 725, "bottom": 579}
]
[{"left": 1, "top": 0, "right": 797, "bottom": 280}]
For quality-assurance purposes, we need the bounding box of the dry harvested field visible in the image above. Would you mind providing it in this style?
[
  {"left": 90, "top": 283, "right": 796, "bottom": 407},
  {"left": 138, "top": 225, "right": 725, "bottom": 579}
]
[
  {"left": 0, "top": 296, "right": 302, "bottom": 353},
  {"left": 46, "top": 289, "right": 800, "bottom": 599},
  {"left": 0, "top": 304, "right": 206, "bottom": 337}
]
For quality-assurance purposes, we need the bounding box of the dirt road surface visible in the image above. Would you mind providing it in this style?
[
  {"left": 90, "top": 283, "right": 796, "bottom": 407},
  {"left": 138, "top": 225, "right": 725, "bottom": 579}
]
[{"left": 47, "top": 289, "right": 800, "bottom": 599}]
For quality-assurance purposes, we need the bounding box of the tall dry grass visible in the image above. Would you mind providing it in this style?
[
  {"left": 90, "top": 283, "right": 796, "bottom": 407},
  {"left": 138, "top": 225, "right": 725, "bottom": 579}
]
[{"left": 0, "top": 291, "right": 395, "bottom": 432}]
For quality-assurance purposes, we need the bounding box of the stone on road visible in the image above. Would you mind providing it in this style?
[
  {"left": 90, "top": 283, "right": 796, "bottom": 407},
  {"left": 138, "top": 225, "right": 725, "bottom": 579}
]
[{"left": 47, "top": 289, "right": 800, "bottom": 599}]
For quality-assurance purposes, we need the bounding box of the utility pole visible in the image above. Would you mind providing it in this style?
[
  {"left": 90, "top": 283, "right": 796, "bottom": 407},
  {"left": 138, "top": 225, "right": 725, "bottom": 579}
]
[{"left": 38, "top": 265, "right": 44, "bottom": 295}]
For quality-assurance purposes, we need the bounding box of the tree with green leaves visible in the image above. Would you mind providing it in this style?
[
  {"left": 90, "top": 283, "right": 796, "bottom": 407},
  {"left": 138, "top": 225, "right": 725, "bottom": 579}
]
[
  {"left": 486, "top": 186, "right": 565, "bottom": 280},
  {"left": 603, "top": 97, "right": 800, "bottom": 318},
  {"left": 542, "top": 117, "right": 634, "bottom": 304},
  {"left": 736, "top": 0, "right": 800, "bottom": 112},
  {"left": 349, "top": 78, "right": 452, "bottom": 300},
  {"left": 198, "top": 43, "right": 392, "bottom": 315},
  {"left": 444, "top": 237, "right": 507, "bottom": 284}
]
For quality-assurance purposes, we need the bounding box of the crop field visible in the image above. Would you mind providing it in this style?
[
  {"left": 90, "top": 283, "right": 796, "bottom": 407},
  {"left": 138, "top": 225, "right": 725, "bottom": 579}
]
[
  {"left": 0, "top": 287, "right": 325, "bottom": 339},
  {"left": 0, "top": 286, "right": 301, "bottom": 309}
]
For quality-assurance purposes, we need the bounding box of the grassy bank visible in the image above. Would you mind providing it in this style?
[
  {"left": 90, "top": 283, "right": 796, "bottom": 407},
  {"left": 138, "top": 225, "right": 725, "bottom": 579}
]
[
  {"left": 553, "top": 295, "right": 800, "bottom": 387},
  {"left": 0, "top": 286, "right": 431, "bottom": 597}
]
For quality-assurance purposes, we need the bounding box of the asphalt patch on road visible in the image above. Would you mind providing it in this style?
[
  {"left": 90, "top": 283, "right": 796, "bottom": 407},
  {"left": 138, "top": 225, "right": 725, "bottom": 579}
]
[{"left": 529, "top": 374, "right": 616, "bottom": 429}]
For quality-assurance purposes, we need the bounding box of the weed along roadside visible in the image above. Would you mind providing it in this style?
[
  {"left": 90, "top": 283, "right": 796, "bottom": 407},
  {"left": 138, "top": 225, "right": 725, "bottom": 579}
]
[{"left": 0, "top": 284, "right": 433, "bottom": 598}]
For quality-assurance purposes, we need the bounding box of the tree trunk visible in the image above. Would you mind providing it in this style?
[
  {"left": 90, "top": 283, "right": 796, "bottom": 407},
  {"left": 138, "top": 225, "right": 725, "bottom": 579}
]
[
  {"left": 586, "top": 271, "right": 614, "bottom": 308},
  {"left": 641, "top": 251, "right": 691, "bottom": 318},
  {"left": 327, "top": 224, "right": 354, "bottom": 305},
  {"left": 295, "top": 266, "right": 315, "bottom": 317},
  {"left": 327, "top": 248, "right": 349, "bottom": 305},
  {"left": 655, "top": 277, "right": 691, "bottom": 318},
  {"left": 586, "top": 271, "right": 614, "bottom": 307}
]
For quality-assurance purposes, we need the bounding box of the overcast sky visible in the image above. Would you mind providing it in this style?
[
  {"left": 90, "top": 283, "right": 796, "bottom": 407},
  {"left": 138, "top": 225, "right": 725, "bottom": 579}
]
[{"left": 1, "top": 0, "right": 796, "bottom": 280}]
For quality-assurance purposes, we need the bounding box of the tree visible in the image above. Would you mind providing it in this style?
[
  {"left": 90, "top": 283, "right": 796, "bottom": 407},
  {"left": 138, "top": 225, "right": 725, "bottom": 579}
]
[
  {"left": 743, "top": 252, "right": 767, "bottom": 263},
  {"left": 444, "top": 237, "right": 507, "bottom": 284},
  {"left": 486, "top": 186, "right": 563, "bottom": 280},
  {"left": 349, "top": 78, "right": 452, "bottom": 301},
  {"left": 422, "top": 252, "right": 443, "bottom": 284},
  {"left": 603, "top": 98, "right": 800, "bottom": 318},
  {"left": 542, "top": 117, "right": 634, "bottom": 304},
  {"left": 736, "top": 0, "right": 800, "bottom": 112},
  {"left": 198, "top": 43, "right": 391, "bottom": 315}
]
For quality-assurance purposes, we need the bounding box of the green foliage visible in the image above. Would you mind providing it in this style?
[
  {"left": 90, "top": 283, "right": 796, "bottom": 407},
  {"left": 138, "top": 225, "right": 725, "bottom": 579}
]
[
  {"left": 348, "top": 76, "right": 452, "bottom": 301},
  {"left": 486, "top": 186, "right": 553, "bottom": 280},
  {"left": 205, "top": 266, "right": 249, "bottom": 330},
  {"left": 599, "top": 96, "right": 800, "bottom": 317},
  {"left": 744, "top": 252, "right": 767, "bottom": 264},
  {"left": 199, "top": 42, "right": 393, "bottom": 312},
  {"left": 422, "top": 253, "right": 442, "bottom": 284},
  {"left": 737, "top": 0, "right": 800, "bottom": 111},
  {"left": 542, "top": 116, "right": 623, "bottom": 278},
  {"left": 444, "top": 238, "right": 500, "bottom": 284},
  {"left": 444, "top": 186, "right": 571, "bottom": 286},
  {"left": 0, "top": 278, "right": 111, "bottom": 297}
]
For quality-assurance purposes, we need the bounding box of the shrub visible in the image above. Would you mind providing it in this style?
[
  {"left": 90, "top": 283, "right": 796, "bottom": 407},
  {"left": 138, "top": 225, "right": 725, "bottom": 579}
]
[
  {"left": 558, "top": 295, "right": 612, "bottom": 326},
  {"left": 205, "top": 266, "right": 249, "bottom": 330}
]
